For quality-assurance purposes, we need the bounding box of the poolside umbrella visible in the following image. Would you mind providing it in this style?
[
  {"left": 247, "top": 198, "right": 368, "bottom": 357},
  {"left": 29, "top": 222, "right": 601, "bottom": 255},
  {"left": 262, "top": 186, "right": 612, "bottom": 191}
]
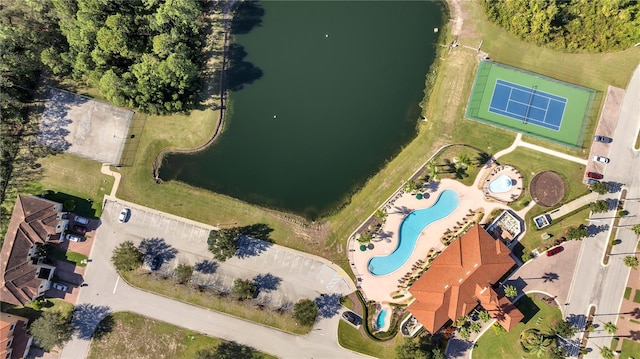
[
  {"left": 416, "top": 193, "right": 423, "bottom": 200},
  {"left": 360, "top": 245, "right": 367, "bottom": 251},
  {"left": 367, "top": 243, "right": 374, "bottom": 250}
]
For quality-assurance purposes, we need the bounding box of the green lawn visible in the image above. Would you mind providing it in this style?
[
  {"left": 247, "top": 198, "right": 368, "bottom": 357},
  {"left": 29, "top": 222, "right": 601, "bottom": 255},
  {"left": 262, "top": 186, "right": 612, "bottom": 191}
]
[
  {"left": 519, "top": 206, "right": 591, "bottom": 254},
  {"left": 88, "top": 312, "right": 276, "bottom": 359},
  {"left": 624, "top": 287, "right": 632, "bottom": 300},
  {"left": 121, "top": 270, "right": 310, "bottom": 335},
  {"left": 498, "top": 147, "right": 586, "bottom": 211},
  {"left": 473, "top": 295, "right": 563, "bottom": 359},
  {"left": 633, "top": 289, "right": 640, "bottom": 304},
  {"left": 337, "top": 320, "right": 399, "bottom": 359},
  {"left": 620, "top": 339, "right": 640, "bottom": 359},
  {"left": 36, "top": 153, "right": 115, "bottom": 218},
  {"left": 0, "top": 298, "right": 74, "bottom": 324}
]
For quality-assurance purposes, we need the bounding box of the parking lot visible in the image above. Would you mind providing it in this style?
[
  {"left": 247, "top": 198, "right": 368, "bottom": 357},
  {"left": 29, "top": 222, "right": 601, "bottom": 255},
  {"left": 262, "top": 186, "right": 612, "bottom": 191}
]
[{"left": 100, "top": 199, "right": 354, "bottom": 307}]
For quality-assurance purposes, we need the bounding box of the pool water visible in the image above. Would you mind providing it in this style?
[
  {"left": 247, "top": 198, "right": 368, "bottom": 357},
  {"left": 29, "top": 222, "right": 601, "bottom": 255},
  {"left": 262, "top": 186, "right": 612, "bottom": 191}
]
[
  {"left": 489, "top": 175, "right": 513, "bottom": 193},
  {"left": 368, "top": 189, "right": 459, "bottom": 276},
  {"left": 376, "top": 309, "right": 388, "bottom": 329}
]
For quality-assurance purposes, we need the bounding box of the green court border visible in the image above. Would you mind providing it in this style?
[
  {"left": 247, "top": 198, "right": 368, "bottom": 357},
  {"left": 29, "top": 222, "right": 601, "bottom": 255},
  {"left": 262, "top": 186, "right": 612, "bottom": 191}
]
[{"left": 466, "top": 61, "right": 596, "bottom": 148}]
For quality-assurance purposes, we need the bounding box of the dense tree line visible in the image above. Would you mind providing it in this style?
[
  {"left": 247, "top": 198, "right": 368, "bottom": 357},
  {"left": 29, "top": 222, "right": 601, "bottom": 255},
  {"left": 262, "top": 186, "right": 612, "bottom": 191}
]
[
  {"left": 43, "top": 0, "right": 205, "bottom": 114},
  {"left": 482, "top": 0, "right": 640, "bottom": 52}
]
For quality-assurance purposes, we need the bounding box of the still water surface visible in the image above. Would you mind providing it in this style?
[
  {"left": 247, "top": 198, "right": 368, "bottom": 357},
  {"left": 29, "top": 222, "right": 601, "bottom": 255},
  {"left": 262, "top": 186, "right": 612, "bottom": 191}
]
[{"left": 161, "top": 1, "right": 444, "bottom": 219}]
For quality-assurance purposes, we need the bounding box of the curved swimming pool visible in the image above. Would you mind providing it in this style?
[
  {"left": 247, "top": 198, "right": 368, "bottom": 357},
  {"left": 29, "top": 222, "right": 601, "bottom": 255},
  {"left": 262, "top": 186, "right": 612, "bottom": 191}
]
[
  {"left": 489, "top": 175, "right": 513, "bottom": 193},
  {"left": 368, "top": 189, "right": 459, "bottom": 276},
  {"left": 376, "top": 309, "right": 388, "bottom": 329}
]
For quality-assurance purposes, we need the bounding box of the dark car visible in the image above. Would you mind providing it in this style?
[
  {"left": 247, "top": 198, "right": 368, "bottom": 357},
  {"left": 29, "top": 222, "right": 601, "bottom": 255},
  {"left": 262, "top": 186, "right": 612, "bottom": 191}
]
[
  {"left": 594, "top": 135, "right": 612, "bottom": 143},
  {"left": 72, "top": 225, "right": 87, "bottom": 234},
  {"left": 150, "top": 257, "right": 162, "bottom": 271},
  {"left": 547, "top": 246, "right": 564, "bottom": 256},
  {"left": 587, "top": 172, "right": 604, "bottom": 179},
  {"left": 342, "top": 311, "right": 362, "bottom": 327}
]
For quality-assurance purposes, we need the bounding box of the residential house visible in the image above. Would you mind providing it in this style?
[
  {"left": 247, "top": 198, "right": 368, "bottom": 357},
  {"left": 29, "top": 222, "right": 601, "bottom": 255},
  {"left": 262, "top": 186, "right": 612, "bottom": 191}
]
[
  {"left": 407, "top": 224, "right": 523, "bottom": 333},
  {"left": 0, "top": 312, "right": 33, "bottom": 359},
  {"left": 1, "top": 195, "right": 68, "bottom": 306}
]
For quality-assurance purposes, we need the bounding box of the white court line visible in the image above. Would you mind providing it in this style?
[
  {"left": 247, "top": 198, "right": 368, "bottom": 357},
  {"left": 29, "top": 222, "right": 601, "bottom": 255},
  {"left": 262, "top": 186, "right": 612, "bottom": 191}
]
[{"left": 113, "top": 276, "right": 120, "bottom": 294}]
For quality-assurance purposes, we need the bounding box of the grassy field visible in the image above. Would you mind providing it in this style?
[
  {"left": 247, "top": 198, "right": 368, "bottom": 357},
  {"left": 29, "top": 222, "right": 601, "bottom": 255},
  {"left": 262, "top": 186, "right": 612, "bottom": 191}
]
[
  {"left": 473, "top": 295, "right": 562, "bottom": 358},
  {"left": 498, "top": 147, "right": 587, "bottom": 210},
  {"left": 121, "top": 270, "right": 310, "bottom": 335},
  {"left": 0, "top": 298, "right": 74, "bottom": 324},
  {"left": 36, "top": 153, "right": 115, "bottom": 217},
  {"left": 519, "top": 206, "right": 591, "bottom": 254},
  {"left": 620, "top": 339, "right": 640, "bottom": 359},
  {"left": 337, "top": 320, "right": 400, "bottom": 358},
  {"left": 87, "top": 312, "right": 276, "bottom": 359}
]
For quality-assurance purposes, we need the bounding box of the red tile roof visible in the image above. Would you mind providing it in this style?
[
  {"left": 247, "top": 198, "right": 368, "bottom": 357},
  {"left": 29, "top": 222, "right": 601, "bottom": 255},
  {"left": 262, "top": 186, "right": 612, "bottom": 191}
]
[
  {"left": 408, "top": 224, "right": 517, "bottom": 333},
  {"left": 1, "top": 195, "right": 63, "bottom": 305}
]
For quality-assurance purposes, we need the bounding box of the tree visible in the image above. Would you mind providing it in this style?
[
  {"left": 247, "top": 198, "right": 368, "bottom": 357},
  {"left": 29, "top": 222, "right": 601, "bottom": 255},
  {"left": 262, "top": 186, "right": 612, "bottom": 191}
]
[
  {"left": 589, "top": 181, "right": 609, "bottom": 195},
  {"left": 600, "top": 346, "right": 615, "bottom": 359},
  {"left": 504, "top": 284, "right": 518, "bottom": 298},
  {"left": 395, "top": 338, "right": 430, "bottom": 359},
  {"left": 453, "top": 315, "right": 469, "bottom": 328},
  {"left": 111, "top": 240, "right": 143, "bottom": 271},
  {"left": 470, "top": 321, "right": 482, "bottom": 333},
  {"left": 403, "top": 180, "right": 420, "bottom": 193},
  {"left": 458, "top": 326, "right": 471, "bottom": 340},
  {"left": 551, "top": 319, "right": 576, "bottom": 338},
  {"left": 426, "top": 161, "right": 440, "bottom": 183},
  {"left": 549, "top": 346, "right": 567, "bottom": 359},
  {"left": 590, "top": 200, "right": 609, "bottom": 214},
  {"left": 30, "top": 311, "right": 74, "bottom": 351},
  {"left": 478, "top": 310, "right": 491, "bottom": 323},
  {"left": 374, "top": 209, "right": 387, "bottom": 221},
  {"left": 195, "top": 341, "right": 260, "bottom": 359},
  {"left": 632, "top": 224, "right": 640, "bottom": 236},
  {"left": 604, "top": 321, "right": 617, "bottom": 335},
  {"left": 567, "top": 225, "right": 588, "bottom": 240},
  {"left": 208, "top": 228, "right": 241, "bottom": 262},
  {"left": 294, "top": 299, "right": 318, "bottom": 326},
  {"left": 522, "top": 251, "right": 533, "bottom": 262},
  {"left": 520, "top": 329, "right": 552, "bottom": 358},
  {"left": 233, "top": 279, "right": 257, "bottom": 300},
  {"left": 453, "top": 153, "right": 471, "bottom": 170},
  {"left": 623, "top": 256, "right": 638, "bottom": 270},
  {"left": 174, "top": 264, "right": 193, "bottom": 284}
]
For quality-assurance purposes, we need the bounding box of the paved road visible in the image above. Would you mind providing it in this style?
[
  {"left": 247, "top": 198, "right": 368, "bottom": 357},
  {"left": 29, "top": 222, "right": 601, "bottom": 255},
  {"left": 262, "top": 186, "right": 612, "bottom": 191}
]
[
  {"left": 60, "top": 198, "right": 362, "bottom": 359},
  {"left": 565, "top": 64, "right": 640, "bottom": 357}
]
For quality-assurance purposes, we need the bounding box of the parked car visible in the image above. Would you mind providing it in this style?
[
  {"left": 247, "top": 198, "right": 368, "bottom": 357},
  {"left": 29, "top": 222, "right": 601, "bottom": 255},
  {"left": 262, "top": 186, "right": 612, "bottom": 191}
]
[
  {"left": 74, "top": 215, "right": 89, "bottom": 225},
  {"left": 118, "top": 208, "right": 130, "bottom": 223},
  {"left": 586, "top": 179, "right": 600, "bottom": 185},
  {"left": 72, "top": 224, "right": 87, "bottom": 234},
  {"left": 53, "top": 283, "right": 68, "bottom": 292},
  {"left": 593, "top": 155, "right": 610, "bottom": 164},
  {"left": 546, "top": 246, "right": 564, "bottom": 256},
  {"left": 586, "top": 172, "right": 604, "bottom": 179},
  {"left": 150, "top": 256, "right": 162, "bottom": 271},
  {"left": 342, "top": 311, "right": 362, "bottom": 327},
  {"left": 65, "top": 233, "right": 84, "bottom": 242},
  {"left": 594, "top": 135, "right": 612, "bottom": 143}
]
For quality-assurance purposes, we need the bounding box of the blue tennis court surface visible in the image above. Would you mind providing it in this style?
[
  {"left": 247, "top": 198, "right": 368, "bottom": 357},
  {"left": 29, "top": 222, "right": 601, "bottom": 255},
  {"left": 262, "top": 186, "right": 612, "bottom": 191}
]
[{"left": 489, "top": 79, "right": 567, "bottom": 131}]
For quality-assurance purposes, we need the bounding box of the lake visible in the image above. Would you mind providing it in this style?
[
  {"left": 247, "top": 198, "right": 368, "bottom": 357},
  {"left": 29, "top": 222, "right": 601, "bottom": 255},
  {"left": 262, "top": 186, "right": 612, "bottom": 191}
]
[{"left": 161, "top": 1, "right": 444, "bottom": 219}]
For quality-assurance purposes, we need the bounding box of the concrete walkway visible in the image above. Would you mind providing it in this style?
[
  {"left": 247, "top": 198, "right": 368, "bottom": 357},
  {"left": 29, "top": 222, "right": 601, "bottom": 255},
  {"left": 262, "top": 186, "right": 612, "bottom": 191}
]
[{"left": 546, "top": 192, "right": 598, "bottom": 221}]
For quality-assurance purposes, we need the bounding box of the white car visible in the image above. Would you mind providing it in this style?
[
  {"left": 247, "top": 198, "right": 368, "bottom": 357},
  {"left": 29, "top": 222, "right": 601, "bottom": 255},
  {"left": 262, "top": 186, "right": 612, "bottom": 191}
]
[
  {"left": 593, "top": 155, "right": 610, "bottom": 164},
  {"left": 118, "top": 208, "right": 130, "bottom": 223},
  {"left": 65, "top": 233, "right": 84, "bottom": 242},
  {"left": 53, "top": 283, "right": 68, "bottom": 292}
]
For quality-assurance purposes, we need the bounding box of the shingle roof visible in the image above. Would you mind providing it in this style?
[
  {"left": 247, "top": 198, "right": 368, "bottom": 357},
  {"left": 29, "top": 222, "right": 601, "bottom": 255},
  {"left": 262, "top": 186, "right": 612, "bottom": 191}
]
[
  {"left": 408, "top": 224, "right": 517, "bottom": 333},
  {"left": 1, "top": 195, "right": 61, "bottom": 305}
]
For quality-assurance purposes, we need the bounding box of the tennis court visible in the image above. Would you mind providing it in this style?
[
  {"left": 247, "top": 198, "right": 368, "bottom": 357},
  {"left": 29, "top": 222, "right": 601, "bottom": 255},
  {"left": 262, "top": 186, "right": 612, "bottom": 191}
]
[{"left": 466, "top": 61, "right": 596, "bottom": 147}]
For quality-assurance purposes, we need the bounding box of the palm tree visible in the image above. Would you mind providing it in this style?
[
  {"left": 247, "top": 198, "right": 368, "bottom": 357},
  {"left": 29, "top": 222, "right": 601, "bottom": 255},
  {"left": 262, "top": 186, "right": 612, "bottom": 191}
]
[
  {"left": 403, "top": 180, "right": 420, "bottom": 193},
  {"left": 520, "top": 329, "right": 552, "bottom": 358},
  {"left": 632, "top": 224, "right": 640, "bottom": 236},
  {"left": 600, "top": 346, "right": 615, "bottom": 359},
  {"left": 478, "top": 310, "right": 491, "bottom": 323},
  {"left": 426, "top": 161, "right": 439, "bottom": 183},
  {"left": 374, "top": 209, "right": 387, "bottom": 221},
  {"left": 623, "top": 255, "right": 639, "bottom": 269},
  {"left": 453, "top": 153, "right": 471, "bottom": 170},
  {"left": 604, "top": 321, "right": 617, "bottom": 334},
  {"left": 504, "top": 284, "right": 518, "bottom": 298},
  {"left": 470, "top": 321, "right": 482, "bottom": 333}
]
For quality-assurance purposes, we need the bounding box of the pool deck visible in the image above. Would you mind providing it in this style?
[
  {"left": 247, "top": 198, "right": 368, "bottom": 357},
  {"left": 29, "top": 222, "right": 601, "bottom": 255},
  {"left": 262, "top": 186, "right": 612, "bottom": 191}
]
[{"left": 351, "top": 178, "right": 512, "bottom": 303}]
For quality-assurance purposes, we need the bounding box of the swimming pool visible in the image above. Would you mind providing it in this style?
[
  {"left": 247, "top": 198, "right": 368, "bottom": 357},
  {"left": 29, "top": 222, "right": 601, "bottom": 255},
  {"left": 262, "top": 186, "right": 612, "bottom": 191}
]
[
  {"left": 376, "top": 309, "right": 388, "bottom": 329},
  {"left": 368, "top": 189, "right": 459, "bottom": 276},
  {"left": 489, "top": 175, "right": 513, "bottom": 193}
]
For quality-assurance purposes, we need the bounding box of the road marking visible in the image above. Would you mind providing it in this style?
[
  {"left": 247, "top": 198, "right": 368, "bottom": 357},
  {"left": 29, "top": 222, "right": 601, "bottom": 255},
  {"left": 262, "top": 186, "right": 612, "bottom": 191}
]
[{"left": 113, "top": 276, "right": 120, "bottom": 294}]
